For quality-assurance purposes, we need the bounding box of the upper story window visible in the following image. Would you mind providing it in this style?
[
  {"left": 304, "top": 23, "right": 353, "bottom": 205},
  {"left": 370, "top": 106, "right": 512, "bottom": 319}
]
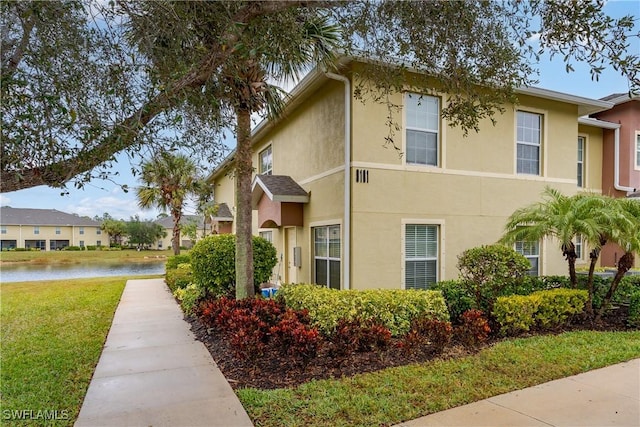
[
  {"left": 34, "top": 226, "right": 40, "bottom": 235},
  {"left": 96, "top": 227, "right": 102, "bottom": 235},
  {"left": 1, "top": 226, "right": 6, "bottom": 234},
  {"left": 405, "top": 93, "right": 440, "bottom": 166},
  {"left": 55, "top": 227, "right": 61, "bottom": 235},
  {"left": 259, "top": 145, "right": 272, "bottom": 175},
  {"left": 79, "top": 227, "right": 84, "bottom": 235},
  {"left": 516, "top": 111, "right": 542, "bottom": 175},
  {"left": 577, "top": 136, "right": 585, "bottom": 187}
]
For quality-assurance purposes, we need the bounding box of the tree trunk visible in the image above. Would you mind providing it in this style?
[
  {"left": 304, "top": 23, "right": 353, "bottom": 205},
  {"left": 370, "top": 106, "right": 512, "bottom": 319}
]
[
  {"left": 172, "top": 210, "right": 182, "bottom": 255},
  {"left": 595, "top": 251, "right": 634, "bottom": 321},
  {"left": 562, "top": 242, "right": 578, "bottom": 288},
  {"left": 234, "top": 106, "right": 254, "bottom": 299},
  {"left": 585, "top": 248, "right": 600, "bottom": 317}
]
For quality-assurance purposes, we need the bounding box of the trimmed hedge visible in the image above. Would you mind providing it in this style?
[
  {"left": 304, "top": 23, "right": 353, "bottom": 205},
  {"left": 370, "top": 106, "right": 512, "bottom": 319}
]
[
  {"left": 277, "top": 284, "right": 449, "bottom": 336},
  {"left": 190, "top": 234, "right": 277, "bottom": 295},
  {"left": 166, "top": 254, "right": 191, "bottom": 271},
  {"left": 166, "top": 263, "right": 193, "bottom": 292},
  {"left": 493, "top": 288, "right": 587, "bottom": 335}
]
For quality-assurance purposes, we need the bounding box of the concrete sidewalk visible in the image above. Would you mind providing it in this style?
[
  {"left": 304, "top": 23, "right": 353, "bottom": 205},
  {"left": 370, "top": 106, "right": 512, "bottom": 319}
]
[
  {"left": 395, "top": 358, "right": 640, "bottom": 427},
  {"left": 75, "top": 278, "right": 253, "bottom": 427}
]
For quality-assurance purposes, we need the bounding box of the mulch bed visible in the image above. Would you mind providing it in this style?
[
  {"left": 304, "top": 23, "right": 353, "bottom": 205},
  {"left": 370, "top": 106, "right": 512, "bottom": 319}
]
[{"left": 186, "top": 306, "right": 632, "bottom": 391}]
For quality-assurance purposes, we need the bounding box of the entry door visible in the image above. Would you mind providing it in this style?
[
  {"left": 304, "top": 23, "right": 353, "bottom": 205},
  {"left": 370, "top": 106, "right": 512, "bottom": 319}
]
[{"left": 284, "top": 227, "right": 297, "bottom": 284}]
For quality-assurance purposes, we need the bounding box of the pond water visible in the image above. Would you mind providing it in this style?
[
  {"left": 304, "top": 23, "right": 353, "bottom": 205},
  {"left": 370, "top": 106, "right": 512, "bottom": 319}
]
[{"left": 0, "top": 260, "right": 166, "bottom": 283}]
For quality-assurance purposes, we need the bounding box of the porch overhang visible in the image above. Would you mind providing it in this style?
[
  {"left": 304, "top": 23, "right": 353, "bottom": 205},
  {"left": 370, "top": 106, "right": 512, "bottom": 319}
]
[{"left": 251, "top": 175, "right": 309, "bottom": 228}]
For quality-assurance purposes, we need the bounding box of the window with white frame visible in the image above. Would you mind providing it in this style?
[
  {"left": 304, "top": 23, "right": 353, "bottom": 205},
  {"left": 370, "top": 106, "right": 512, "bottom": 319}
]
[
  {"left": 55, "top": 227, "right": 61, "bottom": 235},
  {"left": 575, "top": 234, "right": 583, "bottom": 260},
  {"left": 515, "top": 240, "right": 540, "bottom": 276},
  {"left": 33, "top": 226, "right": 40, "bottom": 235},
  {"left": 1, "top": 226, "right": 6, "bottom": 234},
  {"left": 313, "top": 225, "right": 340, "bottom": 290},
  {"left": 516, "top": 111, "right": 542, "bottom": 175},
  {"left": 79, "top": 227, "right": 84, "bottom": 235},
  {"left": 577, "top": 136, "right": 585, "bottom": 187},
  {"left": 259, "top": 231, "right": 273, "bottom": 243},
  {"left": 404, "top": 224, "right": 438, "bottom": 289},
  {"left": 259, "top": 145, "right": 272, "bottom": 175},
  {"left": 96, "top": 227, "right": 101, "bottom": 235},
  {"left": 636, "top": 133, "right": 640, "bottom": 169},
  {"left": 405, "top": 93, "right": 440, "bottom": 166},
  {"left": 96, "top": 240, "right": 101, "bottom": 246},
  {"left": 79, "top": 240, "right": 85, "bottom": 247}
]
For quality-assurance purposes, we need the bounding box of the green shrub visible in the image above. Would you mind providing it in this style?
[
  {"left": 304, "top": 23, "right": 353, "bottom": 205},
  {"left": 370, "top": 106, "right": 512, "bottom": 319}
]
[
  {"left": 493, "top": 289, "right": 587, "bottom": 335},
  {"left": 532, "top": 288, "right": 587, "bottom": 328},
  {"left": 173, "top": 284, "right": 204, "bottom": 316},
  {"left": 430, "top": 280, "right": 474, "bottom": 322},
  {"left": 14, "top": 248, "right": 27, "bottom": 251},
  {"left": 493, "top": 294, "right": 540, "bottom": 336},
  {"left": 457, "top": 244, "right": 531, "bottom": 312},
  {"left": 166, "top": 254, "right": 191, "bottom": 271},
  {"left": 86, "top": 245, "right": 97, "bottom": 251},
  {"left": 277, "top": 284, "right": 449, "bottom": 336},
  {"left": 65, "top": 246, "right": 82, "bottom": 251},
  {"left": 166, "top": 263, "right": 193, "bottom": 292},
  {"left": 628, "top": 290, "right": 640, "bottom": 328},
  {"left": 190, "top": 234, "right": 277, "bottom": 295}
]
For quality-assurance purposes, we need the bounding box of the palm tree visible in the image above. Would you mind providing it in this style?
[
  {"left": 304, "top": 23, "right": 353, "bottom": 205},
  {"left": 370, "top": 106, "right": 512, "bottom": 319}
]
[
  {"left": 224, "top": 15, "right": 340, "bottom": 299},
  {"left": 596, "top": 198, "right": 640, "bottom": 321},
  {"left": 136, "top": 152, "right": 198, "bottom": 255},
  {"left": 501, "top": 188, "right": 604, "bottom": 289}
]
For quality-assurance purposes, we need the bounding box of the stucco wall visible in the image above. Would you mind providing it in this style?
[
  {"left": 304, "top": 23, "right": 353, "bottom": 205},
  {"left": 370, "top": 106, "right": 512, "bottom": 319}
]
[{"left": 1, "top": 225, "right": 107, "bottom": 250}]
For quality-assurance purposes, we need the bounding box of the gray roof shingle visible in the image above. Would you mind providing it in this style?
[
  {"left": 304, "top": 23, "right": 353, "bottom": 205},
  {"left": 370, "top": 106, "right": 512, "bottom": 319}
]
[
  {"left": 0, "top": 206, "right": 102, "bottom": 226},
  {"left": 154, "top": 215, "right": 205, "bottom": 229}
]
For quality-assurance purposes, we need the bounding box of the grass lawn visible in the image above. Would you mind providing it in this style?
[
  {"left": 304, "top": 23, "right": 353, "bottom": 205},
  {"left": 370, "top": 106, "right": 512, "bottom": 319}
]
[
  {"left": 238, "top": 330, "right": 640, "bottom": 427},
  {"left": 0, "top": 277, "right": 129, "bottom": 426},
  {"left": 0, "top": 249, "right": 176, "bottom": 264}
]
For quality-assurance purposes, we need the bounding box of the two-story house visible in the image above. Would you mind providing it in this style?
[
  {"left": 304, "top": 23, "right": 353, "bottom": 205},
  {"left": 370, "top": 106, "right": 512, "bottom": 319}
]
[
  {"left": 0, "top": 206, "right": 108, "bottom": 250},
  {"left": 209, "top": 58, "right": 628, "bottom": 291}
]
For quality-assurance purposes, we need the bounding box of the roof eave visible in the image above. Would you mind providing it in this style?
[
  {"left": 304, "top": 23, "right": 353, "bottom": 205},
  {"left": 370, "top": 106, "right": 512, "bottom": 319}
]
[{"left": 517, "top": 86, "right": 614, "bottom": 116}]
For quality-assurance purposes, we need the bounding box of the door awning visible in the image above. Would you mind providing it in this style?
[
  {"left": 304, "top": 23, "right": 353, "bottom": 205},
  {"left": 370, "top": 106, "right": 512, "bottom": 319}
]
[{"left": 251, "top": 175, "right": 309, "bottom": 228}]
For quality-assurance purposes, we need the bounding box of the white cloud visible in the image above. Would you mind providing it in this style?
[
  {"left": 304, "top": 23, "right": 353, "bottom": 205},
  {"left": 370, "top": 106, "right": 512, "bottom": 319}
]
[
  {"left": 0, "top": 195, "right": 12, "bottom": 206},
  {"left": 65, "top": 192, "right": 160, "bottom": 220}
]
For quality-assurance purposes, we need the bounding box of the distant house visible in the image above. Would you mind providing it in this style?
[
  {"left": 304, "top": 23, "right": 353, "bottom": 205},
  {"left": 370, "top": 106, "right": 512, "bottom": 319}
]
[
  {"left": 0, "top": 206, "right": 108, "bottom": 250},
  {"left": 152, "top": 215, "right": 206, "bottom": 250}
]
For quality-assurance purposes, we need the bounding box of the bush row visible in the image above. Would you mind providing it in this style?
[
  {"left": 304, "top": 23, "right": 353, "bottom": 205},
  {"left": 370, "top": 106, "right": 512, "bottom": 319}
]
[
  {"left": 196, "top": 296, "right": 490, "bottom": 364},
  {"left": 493, "top": 289, "right": 587, "bottom": 335},
  {"left": 277, "top": 284, "right": 449, "bottom": 336}
]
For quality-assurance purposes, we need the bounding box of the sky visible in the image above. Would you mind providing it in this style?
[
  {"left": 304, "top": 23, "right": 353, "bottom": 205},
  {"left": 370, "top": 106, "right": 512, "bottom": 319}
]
[{"left": 2, "top": 0, "right": 638, "bottom": 220}]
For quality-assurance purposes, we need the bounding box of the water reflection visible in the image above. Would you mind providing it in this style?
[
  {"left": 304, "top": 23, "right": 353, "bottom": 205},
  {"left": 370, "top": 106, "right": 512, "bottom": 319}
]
[{"left": 0, "top": 261, "right": 166, "bottom": 283}]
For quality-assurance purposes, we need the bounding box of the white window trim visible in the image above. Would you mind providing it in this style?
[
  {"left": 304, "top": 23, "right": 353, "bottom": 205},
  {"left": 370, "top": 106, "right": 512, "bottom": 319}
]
[
  {"left": 515, "top": 239, "right": 541, "bottom": 276},
  {"left": 635, "top": 131, "right": 640, "bottom": 171},
  {"left": 403, "top": 92, "right": 445, "bottom": 168},
  {"left": 401, "top": 219, "right": 445, "bottom": 289},
  {"left": 577, "top": 134, "right": 587, "bottom": 188},
  {"left": 258, "top": 230, "right": 273, "bottom": 243},
  {"left": 514, "top": 107, "right": 547, "bottom": 177},
  {"left": 259, "top": 144, "right": 273, "bottom": 175},
  {"left": 309, "top": 219, "right": 342, "bottom": 288}
]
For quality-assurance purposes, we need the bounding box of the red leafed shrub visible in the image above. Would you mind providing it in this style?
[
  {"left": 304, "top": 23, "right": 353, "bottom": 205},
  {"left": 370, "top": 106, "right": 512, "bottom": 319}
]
[
  {"left": 228, "top": 310, "right": 270, "bottom": 360},
  {"left": 326, "top": 318, "right": 392, "bottom": 358},
  {"left": 397, "top": 317, "right": 453, "bottom": 354},
  {"left": 456, "top": 309, "right": 491, "bottom": 348},
  {"left": 196, "top": 297, "right": 286, "bottom": 332},
  {"left": 270, "top": 309, "right": 321, "bottom": 366}
]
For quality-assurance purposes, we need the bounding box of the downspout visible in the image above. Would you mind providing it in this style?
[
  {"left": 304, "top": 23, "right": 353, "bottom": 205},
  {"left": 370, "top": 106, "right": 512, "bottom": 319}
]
[
  {"left": 613, "top": 126, "right": 636, "bottom": 193},
  {"left": 325, "top": 72, "right": 351, "bottom": 290}
]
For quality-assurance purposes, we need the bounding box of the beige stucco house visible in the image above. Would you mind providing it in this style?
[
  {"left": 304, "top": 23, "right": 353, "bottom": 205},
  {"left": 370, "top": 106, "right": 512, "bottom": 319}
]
[
  {"left": 151, "top": 215, "right": 207, "bottom": 250},
  {"left": 0, "top": 207, "right": 108, "bottom": 250},
  {"left": 210, "top": 59, "right": 635, "bottom": 290}
]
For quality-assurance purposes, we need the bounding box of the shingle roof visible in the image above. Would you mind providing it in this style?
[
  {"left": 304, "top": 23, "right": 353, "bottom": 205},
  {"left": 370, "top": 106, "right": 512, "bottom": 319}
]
[
  {"left": 212, "top": 203, "right": 233, "bottom": 221},
  {"left": 251, "top": 175, "right": 309, "bottom": 207},
  {"left": 0, "top": 206, "right": 102, "bottom": 226},
  {"left": 154, "top": 215, "right": 204, "bottom": 229},
  {"left": 600, "top": 93, "right": 627, "bottom": 102}
]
